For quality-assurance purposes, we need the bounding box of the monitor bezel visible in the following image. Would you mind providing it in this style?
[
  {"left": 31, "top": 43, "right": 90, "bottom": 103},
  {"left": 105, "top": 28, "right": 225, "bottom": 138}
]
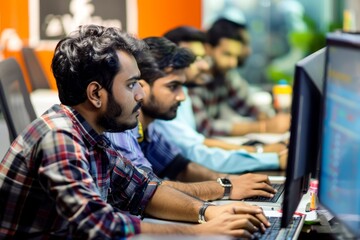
[{"left": 281, "top": 48, "right": 326, "bottom": 228}]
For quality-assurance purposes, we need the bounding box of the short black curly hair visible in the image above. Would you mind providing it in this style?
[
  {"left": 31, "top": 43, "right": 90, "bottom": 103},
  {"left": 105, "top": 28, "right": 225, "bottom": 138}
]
[{"left": 51, "top": 24, "right": 147, "bottom": 105}]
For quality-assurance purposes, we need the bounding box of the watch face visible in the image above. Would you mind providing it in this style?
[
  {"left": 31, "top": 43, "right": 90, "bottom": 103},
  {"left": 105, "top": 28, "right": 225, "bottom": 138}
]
[{"left": 221, "top": 178, "right": 231, "bottom": 185}]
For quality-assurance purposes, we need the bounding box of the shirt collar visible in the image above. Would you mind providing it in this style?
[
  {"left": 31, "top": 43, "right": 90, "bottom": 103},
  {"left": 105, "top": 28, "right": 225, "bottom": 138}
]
[{"left": 61, "top": 105, "right": 110, "bottom": 149}]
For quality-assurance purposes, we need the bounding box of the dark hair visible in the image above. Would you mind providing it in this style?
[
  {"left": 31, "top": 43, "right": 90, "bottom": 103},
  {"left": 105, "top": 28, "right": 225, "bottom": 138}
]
[
  {"left": 138, "top": 37, "right": 195, "bottom": 85},
  {"left": 207, "top": 18, "right": 247, "bottom": 47},
  {"left": 51, "top": 24, "right": 147, "bottom": 105},
  {"left": 164, "top": 26, "right": 207, "bottom": 45}
]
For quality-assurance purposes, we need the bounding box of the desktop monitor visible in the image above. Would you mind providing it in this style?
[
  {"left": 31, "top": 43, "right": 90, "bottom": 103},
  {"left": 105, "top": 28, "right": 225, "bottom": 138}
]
[
  {"left": 318, "top": 32, "right": 360, "bottom": 239},
  {"left": 281, "top": 47, "right": 326, "bottom": 228}
]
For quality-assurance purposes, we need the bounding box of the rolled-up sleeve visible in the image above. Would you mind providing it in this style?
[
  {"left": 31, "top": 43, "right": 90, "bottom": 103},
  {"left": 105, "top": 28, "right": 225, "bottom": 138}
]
[{"left": 109, "top": 156, "right": 160, "bottom": 216}]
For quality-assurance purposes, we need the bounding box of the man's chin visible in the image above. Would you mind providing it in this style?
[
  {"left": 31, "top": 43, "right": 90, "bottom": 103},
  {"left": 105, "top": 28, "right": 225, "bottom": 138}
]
[
  {"left": 157, "top": 113, "right": 177, "bottom": 121},
  {"left": 106, "top": 121, "right": 138, "bottom": 132}
]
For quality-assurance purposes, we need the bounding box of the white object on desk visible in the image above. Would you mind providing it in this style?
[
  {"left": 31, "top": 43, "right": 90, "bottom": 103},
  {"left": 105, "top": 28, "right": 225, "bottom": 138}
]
[
  {"left": 214, "top": 132, "right": 290, "bottom": 146},
  {"left": 30, "top": 89, "right": 59, "bottom": 117},
  {"left": 244, "top": 131, "right": 290, "bottom": 145},
  {"left": 268, "top": 176, "right": 286, "bottom": 183},
  {"left": 213, "top": 136, "right": 250, "bottom": 145},
  {"left": 211, "top": 189, "right": 317, "bottom": 221}
]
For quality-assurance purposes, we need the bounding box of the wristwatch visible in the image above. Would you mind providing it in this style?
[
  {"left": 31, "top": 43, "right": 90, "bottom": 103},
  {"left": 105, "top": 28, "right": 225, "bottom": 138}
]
[
  {"left": 198, "top": 201, "right": 215, "bottom": 223},
  {"left": 217, "top": 178, "right": 232, "bottom": 200},
  {"left": 254, "top": 143, "right": 264, "bottom": 153}
]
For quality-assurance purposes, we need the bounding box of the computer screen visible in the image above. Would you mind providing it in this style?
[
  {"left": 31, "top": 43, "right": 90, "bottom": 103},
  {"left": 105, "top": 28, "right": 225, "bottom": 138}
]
[
  {"left": 318, "top": 32, "right": 360, "bottom": 238},
  {"left": 281, "top": 47, "right": 326, "bottom": 228}
]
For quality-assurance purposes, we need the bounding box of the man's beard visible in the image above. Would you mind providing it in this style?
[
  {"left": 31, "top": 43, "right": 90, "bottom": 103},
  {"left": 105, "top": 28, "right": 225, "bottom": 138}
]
[
  {"left": 185, "top": 73, "right": 212, "bottom": 88},
  {"left": 98, "top": 93, "right": 140, "bottom": 132},
  {"left": 141, "top": 94, "right": 179, "bottom": 121}
]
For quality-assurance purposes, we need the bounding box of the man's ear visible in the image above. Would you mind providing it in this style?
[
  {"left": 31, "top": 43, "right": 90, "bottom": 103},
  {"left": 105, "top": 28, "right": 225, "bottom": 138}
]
[{"left": 87, "top": 81, "right": 105, "bottom": 108}]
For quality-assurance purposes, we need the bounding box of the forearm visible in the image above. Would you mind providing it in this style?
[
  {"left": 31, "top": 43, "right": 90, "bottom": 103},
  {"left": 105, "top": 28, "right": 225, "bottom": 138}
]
[
  {"left": 140, "top": 222, "right": 197, "bottom": 235},
  {"left": 203, "top": 138, "right": 255, "bottom": 151},
  {"left": 231, "top": 121, "right": 264, "bottom": 136},
  {"left": 176, "top": 162, "right": 223, "bottom": 182},
  {"left": 144, "top": 184, "right": 203, "bottom": 222},
  {"left": 162, "top": 180, "right": 224, "bottom": 201}
]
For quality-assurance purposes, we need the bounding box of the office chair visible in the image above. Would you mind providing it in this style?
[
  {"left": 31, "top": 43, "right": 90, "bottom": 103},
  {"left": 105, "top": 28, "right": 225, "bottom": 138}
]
[
  {"left": 21, "top": 47, "right": 51, "bottom": 90},
  {"left": 0, "top": 58, "right": 37, "bottom": 142}
]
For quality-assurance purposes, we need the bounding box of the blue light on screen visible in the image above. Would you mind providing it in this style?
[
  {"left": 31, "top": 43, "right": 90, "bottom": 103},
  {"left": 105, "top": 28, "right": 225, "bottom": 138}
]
[{"left": 319, "top": 45, "right": 360, "bottom": 236}]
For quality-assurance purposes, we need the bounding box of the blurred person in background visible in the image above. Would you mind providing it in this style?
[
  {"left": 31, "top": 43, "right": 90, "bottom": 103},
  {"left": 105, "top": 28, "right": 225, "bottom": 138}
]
[
  {"left": 188, "top": 17, "right": 291, "bottom": 138},
  {"left": 152, "top": 27, "right": 287, "bottom": 173}
]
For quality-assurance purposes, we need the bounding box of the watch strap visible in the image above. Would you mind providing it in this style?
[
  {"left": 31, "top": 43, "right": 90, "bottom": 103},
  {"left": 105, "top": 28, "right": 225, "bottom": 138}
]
[
  {"left": 217, "top": 178, "right": 232, "bottom": 200},
  {"left": 198, "top": 201, "right": 214, "bottom": 223}
]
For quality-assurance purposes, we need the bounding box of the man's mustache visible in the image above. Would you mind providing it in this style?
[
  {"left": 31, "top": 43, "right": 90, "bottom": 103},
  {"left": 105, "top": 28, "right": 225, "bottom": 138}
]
[{"left": 132, "top": 102, "right": 142, "bottom": 113}]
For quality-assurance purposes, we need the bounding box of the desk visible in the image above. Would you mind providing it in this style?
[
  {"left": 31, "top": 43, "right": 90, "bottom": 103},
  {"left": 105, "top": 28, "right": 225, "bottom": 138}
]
[
  {"left": 132, "top": 235, "right": 232, "bottom": 240},
  {"left": 142, "top": 191, "right": 320, "bottom": 239}
]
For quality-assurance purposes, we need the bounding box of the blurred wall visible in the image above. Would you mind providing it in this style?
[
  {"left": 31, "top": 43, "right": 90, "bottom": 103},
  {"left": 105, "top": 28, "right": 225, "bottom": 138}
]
[{"left": 0, "top": 0, "right": 202, "bottom": 90}]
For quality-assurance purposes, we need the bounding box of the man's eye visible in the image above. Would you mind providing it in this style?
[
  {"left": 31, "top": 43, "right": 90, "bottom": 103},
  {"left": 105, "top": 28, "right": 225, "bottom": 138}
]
[
  {"left": 128, "top": 82, "right": 136, "bottom": 89},
  {"left": 169, "top": 84, "right": 180, "bottom": 91}
]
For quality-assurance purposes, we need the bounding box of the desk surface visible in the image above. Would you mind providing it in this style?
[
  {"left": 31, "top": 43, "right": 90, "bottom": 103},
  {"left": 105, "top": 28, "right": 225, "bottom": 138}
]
[{"left": 143, "top": 189, "right": 317, "bottom": 227}]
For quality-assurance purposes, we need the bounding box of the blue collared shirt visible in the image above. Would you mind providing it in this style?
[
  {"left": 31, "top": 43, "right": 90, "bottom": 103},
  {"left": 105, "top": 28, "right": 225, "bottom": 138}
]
[{"left": 153, "top": 87, "right": 280, "bottom": 173}]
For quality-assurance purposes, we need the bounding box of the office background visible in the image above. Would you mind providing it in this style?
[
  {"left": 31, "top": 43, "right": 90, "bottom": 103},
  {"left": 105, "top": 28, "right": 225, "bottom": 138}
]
[{"left": 0, "top": 0, "right": 354, "bottom": 159}]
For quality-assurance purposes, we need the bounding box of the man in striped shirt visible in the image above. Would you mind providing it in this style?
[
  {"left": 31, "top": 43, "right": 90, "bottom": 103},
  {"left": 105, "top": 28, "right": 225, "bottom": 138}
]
[
  {"left": 0, "top": 25, "right": 269, "bottom": 239},
  {"left": 190, "top": 17, "right": 291, "bottom": 137}
]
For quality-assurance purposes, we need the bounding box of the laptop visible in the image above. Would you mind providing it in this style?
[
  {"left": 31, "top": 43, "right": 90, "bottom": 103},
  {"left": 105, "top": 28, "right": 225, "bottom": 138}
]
[
  {"left": 211, "top": 189, "right": 312, "bottom": 239},
  {"left": 253, "top": 211, "right": 305, "bottom": 240},
  {"left": 212, "top": 133, "right": 290, "bottom": 210},
  {"left": 213, "top": 132, "right": 290, "bottom": 146},
  {"left": 212, "top": 176, "right": 286, "bottom": 211}
]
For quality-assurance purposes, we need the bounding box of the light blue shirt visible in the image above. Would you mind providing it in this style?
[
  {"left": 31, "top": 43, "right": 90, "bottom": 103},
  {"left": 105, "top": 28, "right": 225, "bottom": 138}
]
[{"left": 153, "top": 87, "right": 280, "bottom": 173}]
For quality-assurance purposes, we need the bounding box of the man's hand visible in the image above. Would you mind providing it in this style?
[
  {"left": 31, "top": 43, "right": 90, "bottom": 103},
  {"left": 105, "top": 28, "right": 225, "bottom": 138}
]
[
  {"left": 228, "top": 173, "right": 276, "bottom": 200},
  {"left": 265, "top": 113, "right": 291, "bottom": 133},
  {"left": 263, "top": 142, "right": 287, "bottom": 154},
  {"left": 197, "top": 203, "right": 269, "bottom": 238},
  {"left": 278, "top": 148, "right": 288, "bottom": 170}
]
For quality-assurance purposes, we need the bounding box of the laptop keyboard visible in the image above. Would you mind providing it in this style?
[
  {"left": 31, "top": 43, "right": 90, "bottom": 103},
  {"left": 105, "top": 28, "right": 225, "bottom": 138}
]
[
  {"left": 244, "top": 183, "right": 285, "bottom": 203},
  {"left": 251, "top": 216, "right": 302, "bottom": 240}
]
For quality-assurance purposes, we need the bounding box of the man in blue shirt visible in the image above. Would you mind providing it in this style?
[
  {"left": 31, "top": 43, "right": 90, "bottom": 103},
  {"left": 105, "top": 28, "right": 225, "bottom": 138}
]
[
  {"left": 107, "top": 37, "right": 283, "bottom": 202},
  {"left": 153, "top": 26, "right": 288, "bottom": 173}
]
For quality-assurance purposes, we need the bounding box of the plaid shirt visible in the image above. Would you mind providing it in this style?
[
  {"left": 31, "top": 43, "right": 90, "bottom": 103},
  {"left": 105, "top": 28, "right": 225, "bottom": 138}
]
[
  {"left": 0, "top": 104, "right": 159, "bottom": 239},
  {"left": 189, "top": 69, "right": 259, "bottom": 137}
]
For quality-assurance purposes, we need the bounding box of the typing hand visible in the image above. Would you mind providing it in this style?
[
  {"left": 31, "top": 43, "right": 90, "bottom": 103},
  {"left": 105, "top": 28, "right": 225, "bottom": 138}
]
[
  {"left": 263, "top": 142, "right": 288, "bottom": 154},
  {"left": 263, "top": 142, "right": 288, "bottom": 170},
  {"left": 265, "top": 113, "right": 291, "bottom": 133},
  {"left": 199, "top": 203, "right": 269, "bottom": 238},
  {"left": 228, "top": 173, "right": 276, "bottom": 199}
]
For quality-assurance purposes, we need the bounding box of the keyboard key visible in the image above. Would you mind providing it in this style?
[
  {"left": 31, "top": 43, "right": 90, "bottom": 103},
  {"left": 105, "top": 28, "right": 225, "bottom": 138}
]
[
  {"left": 251, "top": 216, "right": 302, "bottom": 240},
  {"left": 244, "top": 184, "right": 285, "bottom": 203}
]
